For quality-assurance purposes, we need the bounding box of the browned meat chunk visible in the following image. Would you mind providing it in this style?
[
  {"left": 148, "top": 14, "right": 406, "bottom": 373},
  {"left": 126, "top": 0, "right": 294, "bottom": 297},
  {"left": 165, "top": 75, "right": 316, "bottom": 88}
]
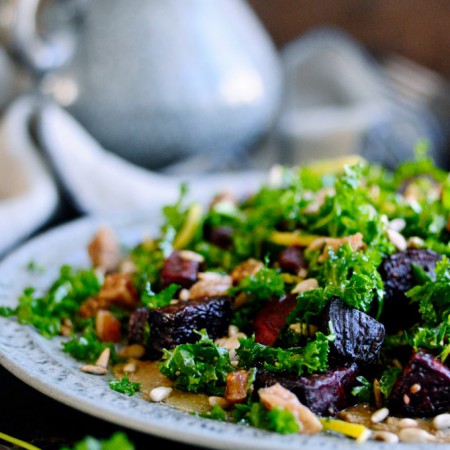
[
  {"left": 147, "top": 296, "right": 233, "bottom": 359},
  {"left": 389, "top": 351, "right": 450, "bottom": 417},
  {"left": 321, "top": 297, "right": 384, "bottom": 366},
  {"left": 379, "top": 249, "right": 441, "bottom": 333},
  {"left": 254, "top": 364, "right": 359, "bottom": 416},
  {"left": 160, "top": 251, "right": 200, "bottom": 288}
]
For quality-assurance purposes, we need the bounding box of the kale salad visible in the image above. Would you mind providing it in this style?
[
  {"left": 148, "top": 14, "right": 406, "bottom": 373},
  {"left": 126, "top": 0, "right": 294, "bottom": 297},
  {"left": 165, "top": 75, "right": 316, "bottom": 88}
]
[{"left": 3, "top": 149, "right": 450, "bottom": 444}]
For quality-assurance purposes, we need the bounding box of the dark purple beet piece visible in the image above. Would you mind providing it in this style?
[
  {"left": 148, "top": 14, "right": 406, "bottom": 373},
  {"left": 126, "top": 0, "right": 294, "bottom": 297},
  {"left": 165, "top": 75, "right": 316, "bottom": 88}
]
[
  {"left": 255, "top": 364, "right": 359, "bottom": 416},
  {"left": 146, "top": 296, "right": 232, "bottom": 359},
  {"left": 379, "top": 249, "right": 441, "bottom": 332},
  {"left": 208, "top": 226, "right": 234, "bottom": 250},
  {"left": 389, "top": 351, "right": 450, "bottom": 417},
  {"left": 128, "top": 307, "right": 150, "bottom": 344},
  {"left": 253, "top": 295, "right": 297, "bottom": 346},
  {"left": 321, "top": 297, "right": 385, "bottom": 365},
  {"left": 277, "top": 246, "right": 307, "bottom": 274},
  {"left": 160, "top": 251, "right": 200, "bottom": 289}
]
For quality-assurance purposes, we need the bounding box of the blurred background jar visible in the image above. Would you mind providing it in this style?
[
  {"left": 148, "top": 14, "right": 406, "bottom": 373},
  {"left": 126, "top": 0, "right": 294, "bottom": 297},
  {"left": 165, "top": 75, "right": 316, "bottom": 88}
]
[{"left": 2, "top": 0, "right": 282, "bottom": 171}]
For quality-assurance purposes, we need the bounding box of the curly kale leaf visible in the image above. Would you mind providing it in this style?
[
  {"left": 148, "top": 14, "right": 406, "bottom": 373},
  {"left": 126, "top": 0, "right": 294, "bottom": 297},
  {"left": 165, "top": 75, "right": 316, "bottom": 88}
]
[
  {"left": 158, "top": 330, "right": 234, "bottom": 396},
  {"left": 15, "top": 266, "right": 102, "bottom": 337},
  {"left": 109, "top": 376, "right": 141, "bottom": 396},
  {"left": 233, "top": 401, "right": 300, "bottom": 434},
  {"left": 379, "top": 366, "right": 402, "bottom": 401},
  {"left": 289, "top": 244, "right": 384, "bottom": 324},
  {"left": 406, "top": 256, "right": 450, "bottom": 326},
  {"left": 236, "top": 332, "right": 330, "bottom": 375},
  {"left": 310, "top": 164, "right": 391, "bottom": 253},
  {"left": 141, "top": 283, "right": 180, "bottom": 309},
  {"left": 229, "top": 258, "right": 285, "bottom": 301},
  {"left": 62, "top": 326, "right": 117, "bottom": 363}
]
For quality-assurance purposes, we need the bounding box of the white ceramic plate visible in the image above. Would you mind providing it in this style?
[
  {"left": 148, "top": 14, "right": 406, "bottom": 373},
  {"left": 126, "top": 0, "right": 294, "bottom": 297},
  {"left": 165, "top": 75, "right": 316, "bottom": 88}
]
[{"left": 0, "top": 212, "right": 447, "bottom": 450}]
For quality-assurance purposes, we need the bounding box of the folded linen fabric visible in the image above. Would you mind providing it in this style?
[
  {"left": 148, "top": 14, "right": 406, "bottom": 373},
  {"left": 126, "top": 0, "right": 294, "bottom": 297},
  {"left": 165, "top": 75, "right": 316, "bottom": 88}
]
[{"left": 0, "top": 97, "right": 58, "bottom": 256}]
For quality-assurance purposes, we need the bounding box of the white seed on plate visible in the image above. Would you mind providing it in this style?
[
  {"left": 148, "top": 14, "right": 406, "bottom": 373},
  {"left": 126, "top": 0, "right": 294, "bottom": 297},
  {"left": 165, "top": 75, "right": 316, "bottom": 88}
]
[
  {"left": 410, "top": 383, "right": 421, "bottom": 394},
  {"left": 95, "top": 348, "right": 110, "bottom": 368},
  {"left": 208, "top": 396, "right": 230, "bottom": 409},
  {"left": 388, "top": 218, "right": 406, "bottom": 232},
  {"left": 198, "top": 271, "right": 226, "bottom": 281},
  {"left": 398, "top": 418, "right": 418, "bottom": 429},
  {"left": 399, "top": 428, "right": 435, "bottom": 443},
  {"left": 228, "top": 325, "right": 239, "bottom": 337},
  {"left": 372, "top": 431, "right": 399, "bottom": 443},
  {"left": 179, "top": 250, "right": 204, "bottom": 263},
  {"left": 149, "top": 386, "right": 172, "bottom": 402},
  {"left": 179, "top": 288, "right": 190, "bottom": 301},
  {"left": 407, "top": 236, "right": 425, "bottom": 249},
  {"left": 80, "top": 364, "right": 107, "bottom": 375},
  {"left": 123, "top": 361, "right": 137, "bottom": 374},
  {"left": 370, "top": 407, "right": 389, "bottom": 423},
  {"left": 387, "top": 229, "right": 407, "bottom": 251},
  {"left": 433, "top": 413, "right": 450, "bottom": 430},
  {"left": 291, "top": 278, "right": 318, "bottom": 295},
  {"left": 403, "top": 394, "right": 410, "bottom": 405}
]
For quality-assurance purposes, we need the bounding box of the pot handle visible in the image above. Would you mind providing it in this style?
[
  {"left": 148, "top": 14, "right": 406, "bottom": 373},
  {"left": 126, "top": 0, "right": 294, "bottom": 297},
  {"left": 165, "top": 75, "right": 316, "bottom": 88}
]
[{"left": 0, "top": 0, "right": 85, "bottom": 76}]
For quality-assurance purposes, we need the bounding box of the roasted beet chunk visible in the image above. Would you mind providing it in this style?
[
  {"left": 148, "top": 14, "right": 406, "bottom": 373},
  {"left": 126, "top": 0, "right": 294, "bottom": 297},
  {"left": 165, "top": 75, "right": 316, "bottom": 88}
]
[
  {"left": 128, "top": 307, "right": 150, "bottom": 345},
  {"left": 147, "top": 296, "right": 232, "bottom": 359},
  {"left": 206, "top": 225, "right": 234, "bottom": 250},
  {"left": 277, "top": 246, "right": 307, "bottom": 275},
  {"left": 253, "top": 295, "right": 297, "bottom": 346},
  {"left": 379, "top": 249, "right": 441, "bottom": 332},
  {"left": 321, "top": 297, "right": 384, "bottom": 365},
  {"left": 160, "top": 251, "right": 200, "bottom": 288},
  {"left": 389, "top": 351, "right": 450, "bottom": 417},
  {"left": 255, "top": 364, "right": 359, "bottom": 416}
]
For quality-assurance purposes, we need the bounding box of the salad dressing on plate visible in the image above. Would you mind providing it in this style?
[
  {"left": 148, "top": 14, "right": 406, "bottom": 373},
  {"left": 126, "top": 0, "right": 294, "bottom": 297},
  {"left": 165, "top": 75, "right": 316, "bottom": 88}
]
[{"left": 113, "top": 361, "right": 211, "bottom": 414}]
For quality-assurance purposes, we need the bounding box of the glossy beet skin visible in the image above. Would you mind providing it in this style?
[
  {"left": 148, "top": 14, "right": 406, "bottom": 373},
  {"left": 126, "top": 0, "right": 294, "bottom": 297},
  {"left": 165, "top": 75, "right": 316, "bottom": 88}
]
[
  {"left": 321, "top": 297, "right": 385, "bottom": 366},
  {"left": 146, "top": 296, "right": 233, "bottom": 359},
  {"left": 254, "top": 364, "right": 359, "bottom": 416},
  {"left": 389, "top": 351, "right": 450, "bottom": 417},
  {"left": 379, "top": 249, "right": 441, "bottom": 333}
]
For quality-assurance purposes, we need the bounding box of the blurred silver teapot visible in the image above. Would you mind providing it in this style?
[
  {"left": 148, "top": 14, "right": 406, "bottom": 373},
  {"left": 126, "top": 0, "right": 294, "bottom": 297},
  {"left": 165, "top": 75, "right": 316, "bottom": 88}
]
[{"left": 3, "top": 0, "right": 282, "bottom": 171}]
